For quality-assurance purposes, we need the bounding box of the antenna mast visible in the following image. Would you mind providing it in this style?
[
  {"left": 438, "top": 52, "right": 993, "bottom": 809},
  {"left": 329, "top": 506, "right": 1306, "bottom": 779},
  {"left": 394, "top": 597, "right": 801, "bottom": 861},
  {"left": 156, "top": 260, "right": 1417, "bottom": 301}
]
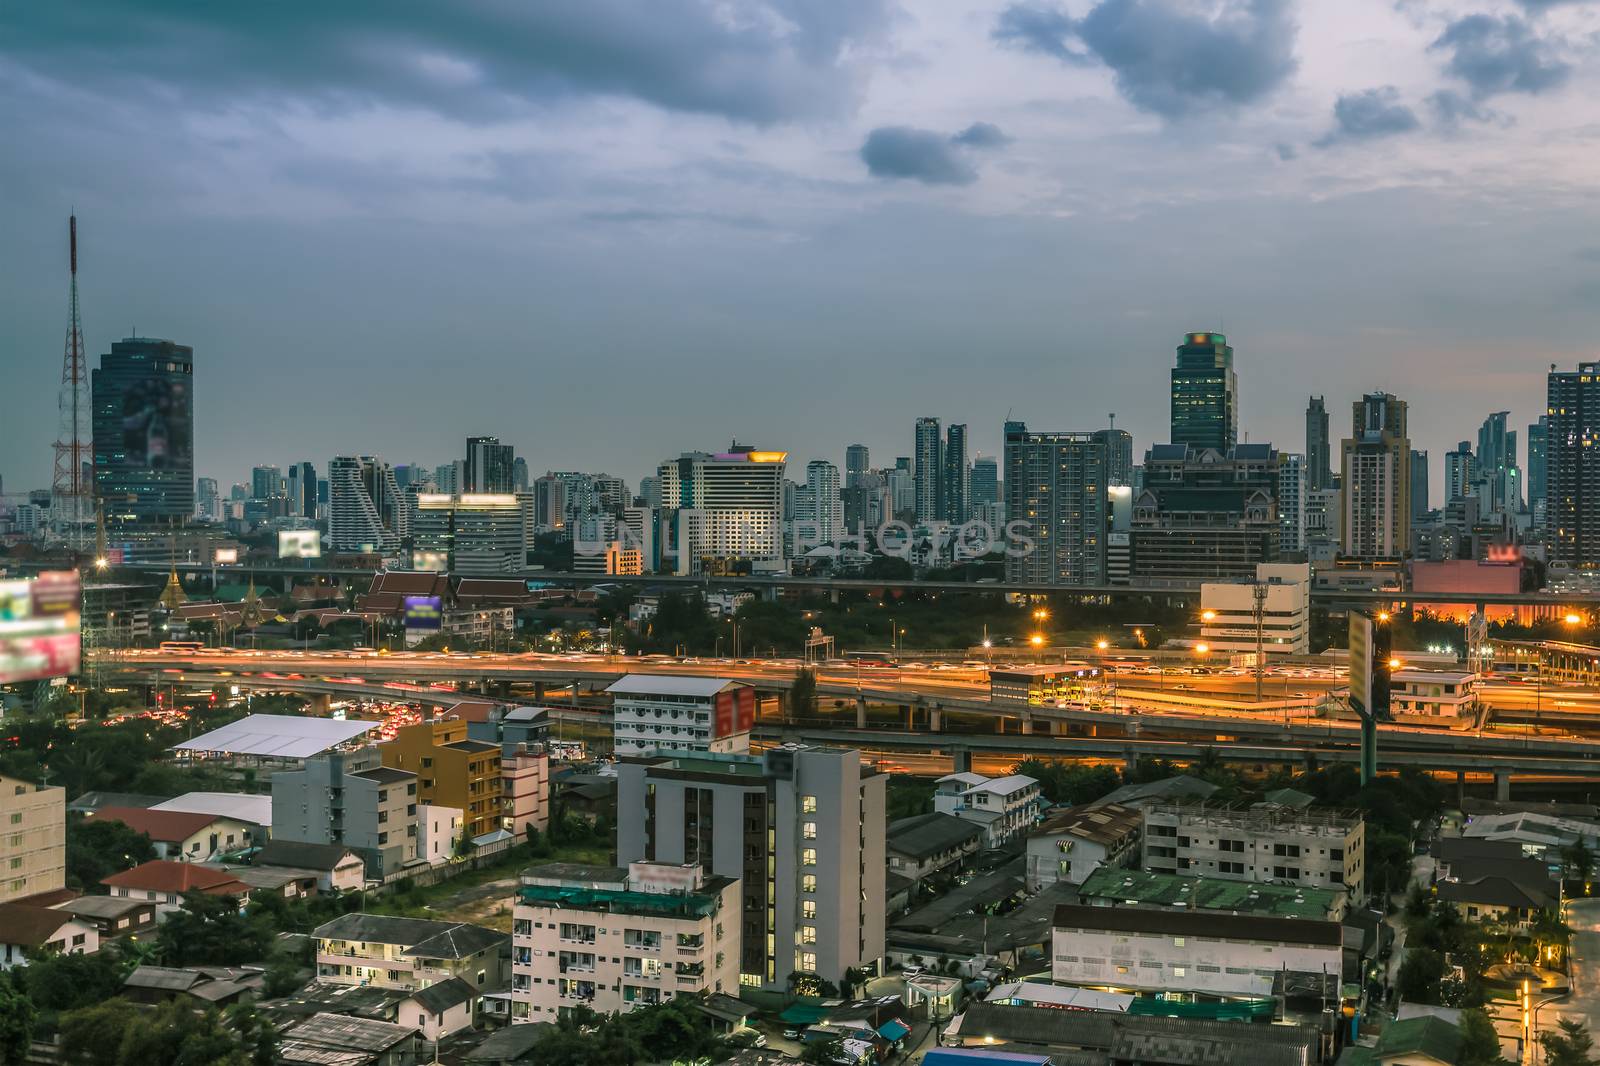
[{"left": 52, "top": 214, "right": 93, "bottom": 553}]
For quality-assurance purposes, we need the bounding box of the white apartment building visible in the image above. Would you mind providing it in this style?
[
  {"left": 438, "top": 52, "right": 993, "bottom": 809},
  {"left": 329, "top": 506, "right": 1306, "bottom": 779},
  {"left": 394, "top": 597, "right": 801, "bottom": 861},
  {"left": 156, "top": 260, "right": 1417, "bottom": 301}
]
[
  {"left": 1051, "top": 904, "right": 1343, "bottom": 999},
  {"left": 510, "top": 862, "right": 739, "bottom": 1022},
  {"left": 328, "top": 456, "right": 406, "bottom": 554},
  {"left": 1390, "top": 669, "right": 1478, "bottom": 720},
  {"left": 0, "top": 775, "right": 65, "bottom": 904},
  {"left": 1143, "top": 803, "right": 1366, "bottom": 900},
  {"left": 1278, "top": 453, "right": 1306, "bottom": 554},
  {"left": 608, "top": 675, "right": 756, "bottom": 757},
  {"left": 657, "top": 447, "right": 786, "bottom": 574},
  {"left": 933, "top": 772, "right": 1042, "bottom": 847},
  {"left": 1199, "top": 563, "right": 1312, "bottom": 658}
]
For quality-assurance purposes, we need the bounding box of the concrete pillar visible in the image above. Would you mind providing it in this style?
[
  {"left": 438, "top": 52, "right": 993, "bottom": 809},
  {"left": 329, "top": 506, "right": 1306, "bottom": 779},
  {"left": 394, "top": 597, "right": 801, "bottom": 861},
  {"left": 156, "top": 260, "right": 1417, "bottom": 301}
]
[
  {"left": 763, "top": 586, "right": 779, "bottom": 603},
  {"left": 1495, "top": 771, "right": 1511, "bottom": 802},
  {"left": 533, "top": 681, "right": 547, "bottom": 702},
  {"left": 856, "top": 697, "right": 867, "bottom": 729},
  {"left": 1124, "top": 747, "right": 1139, "bottom": 773},
  {"left": 570, "top": 680, "right": 581, "bottom": 709},
  {"left": 951, "top": 748, "right": 973, "bottom": 774},
  {"left": 929, "top": 706, "right": 943, "bottom": 733},
  {"left": 905, "top": 704, "right": 916, "bottom": 731},
  {"left": 309, "top": 692, "right": 331, "bottom": 715},
  {"left": 1020, "top": 711, "right": 1032, "bottom": 735},
  {"left": 830, "top": 588, "right": 840, "bottom": 605},
  {"left": 1457, "top": 770, "right": 1466, "bottom": 810}
]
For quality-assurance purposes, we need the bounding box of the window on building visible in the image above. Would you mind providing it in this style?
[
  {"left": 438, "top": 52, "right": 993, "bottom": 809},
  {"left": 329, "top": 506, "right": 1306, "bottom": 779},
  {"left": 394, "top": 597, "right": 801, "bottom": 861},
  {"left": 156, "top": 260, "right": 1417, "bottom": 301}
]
[
  {"left": 801, "top": 849, "right": 817, "bottom": 866},
  {"left": 802, "top": 822, "right": 817, "bottom": 840},
  {"left": 802, "top": 875, "right": 817, "bottom": 893},
  {"left": 802, "top": 796, "right": 817, "bottom": 813}
]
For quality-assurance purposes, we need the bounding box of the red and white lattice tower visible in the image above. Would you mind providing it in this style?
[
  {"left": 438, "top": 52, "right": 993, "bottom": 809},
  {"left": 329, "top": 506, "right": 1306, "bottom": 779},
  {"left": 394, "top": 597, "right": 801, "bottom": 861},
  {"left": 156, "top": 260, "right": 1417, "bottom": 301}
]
[{"left": 51, "top": 214, "right": 93, "bottom": 550}]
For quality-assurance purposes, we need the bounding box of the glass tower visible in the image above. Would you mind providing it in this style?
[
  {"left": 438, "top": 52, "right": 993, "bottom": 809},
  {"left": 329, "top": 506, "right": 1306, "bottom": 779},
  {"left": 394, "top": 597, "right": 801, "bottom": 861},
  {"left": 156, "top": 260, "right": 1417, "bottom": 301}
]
[
  {"left": 1170, "top": 332, "right": 1237, "bottom": 452},
  {"left": 91, "top": 337, "right": 195, "bottom": 527}
]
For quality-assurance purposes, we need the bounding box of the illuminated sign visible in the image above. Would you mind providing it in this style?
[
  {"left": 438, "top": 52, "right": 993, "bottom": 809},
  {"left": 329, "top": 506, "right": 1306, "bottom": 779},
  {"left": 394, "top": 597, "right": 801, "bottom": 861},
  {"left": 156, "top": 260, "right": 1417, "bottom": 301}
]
[
  {"left": 0, "top": 571, "right": 81, "bottom": 685},
  {"left": 213, "top": 548, "right": 239, "bottom": 565},
  {"left": 278, "top": 529, "right": 322, "bottom": 559},
  {"left": 413, "top": 550, "right": 449, "bottom": 573},
  {"left": 403, "top": 595, "right": 443, "bottom": 630}
]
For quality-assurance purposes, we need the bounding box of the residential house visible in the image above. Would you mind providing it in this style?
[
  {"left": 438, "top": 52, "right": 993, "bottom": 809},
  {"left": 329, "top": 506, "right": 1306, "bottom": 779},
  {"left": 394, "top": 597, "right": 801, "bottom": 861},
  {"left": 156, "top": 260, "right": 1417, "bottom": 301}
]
[
  {"left": 932, "top": 773, "right": 1042, "bottom": 847},
  {"left": 0, "top": 902, "right": 98, "bottom": 969},
  {"left": 398, "top": 976, "right": 479, "bottom": 1041},
  {"left": 313, "top": 912, "right": 507, "bottom": 992},
  {"left": 278, "top": 1012, "right": 423, "bottom": 1066},
  {"left": 885, "top": 813, "right": 983, "bottom": 883},
  {"left": 254, "top": 839, "right": 367, "bottom": 892},
  {"left": 1025, "top": 803, "right": 1143, "bottom": 891},
  {"left": 50, "top": 895, "right": 158, "bottom": 939},
  {"left": 86, "top": 806, "right": 259, "bottom": 863},
  {"left": 101, "top": 860, "right": 250, "bottom": 917}
]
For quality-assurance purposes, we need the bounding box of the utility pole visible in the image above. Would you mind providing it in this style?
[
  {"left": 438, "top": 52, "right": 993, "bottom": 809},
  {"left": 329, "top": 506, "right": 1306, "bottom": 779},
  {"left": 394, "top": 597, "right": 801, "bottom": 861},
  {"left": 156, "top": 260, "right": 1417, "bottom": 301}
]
[{"left": 1253, "top": 582, "right": 1268, "bottom": 703}]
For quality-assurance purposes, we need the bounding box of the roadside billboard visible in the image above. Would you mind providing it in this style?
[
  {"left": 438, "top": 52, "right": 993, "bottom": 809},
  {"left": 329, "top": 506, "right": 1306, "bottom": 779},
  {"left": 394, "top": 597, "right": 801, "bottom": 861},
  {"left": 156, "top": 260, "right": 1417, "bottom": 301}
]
[
  {"left": 713, "top": 685, "right": 757, "bottom": 738},
  {"left": 278, "top": 529, "right": 322, "bottom": 559},
  {"left": 403, "top": 595, "right": 443, "bottom": 631},
  {"left": 0, "top": 571, "right": 81, "bottom": 684}
]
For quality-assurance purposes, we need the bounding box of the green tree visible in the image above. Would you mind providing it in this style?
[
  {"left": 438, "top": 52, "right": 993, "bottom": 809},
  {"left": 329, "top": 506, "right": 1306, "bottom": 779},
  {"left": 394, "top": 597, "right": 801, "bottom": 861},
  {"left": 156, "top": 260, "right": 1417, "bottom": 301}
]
[
  {"left": 0, "top": 971, "right": 37, "bottom": 1066},
  {"left": 801, "top": 1035, "right": 846, "bottom": 1064},
  {"left": 65, "top": 817, "right": 156, "bottom": 890},
  {"left": 156, "top": 892, "right": 273, "bottom": 966},
  {"left": 1542, "top": 1019, "right": 1598, "bottom": 1066},
  {"left": 1396, "top": 947, "right": 1448, "bottom": 1005},
  {"left": 1459, "top": 1008, "right": 1508, "bottom": 1066},
  {"left": 1011, "top": 759, "right": 1121, "bottom": 806},
  {"left": 57, "top": 999, "right": 142, "bottom": 1066},
  {"left": 1563, "top": 839, "right": 1595, "bottom": 893},
  {"left": 1530, "top": 908, "right": 1572, "bottom": 965},
  {"left": 19, "top": 946, "right": 130, "bottom": 1013},
  {"left": 840, "top": 965, "right": 869, "bottom": 999},
  {"left": 791, "top": 669, "right": 818, "bottom": 719}
]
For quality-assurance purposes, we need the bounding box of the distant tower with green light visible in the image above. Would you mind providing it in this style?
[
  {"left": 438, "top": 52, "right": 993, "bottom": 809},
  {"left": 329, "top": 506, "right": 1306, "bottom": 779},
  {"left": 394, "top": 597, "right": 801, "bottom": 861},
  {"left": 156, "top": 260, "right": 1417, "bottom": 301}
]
[{"left": 1170, "top": 332, "right": 1237, "bottom": 452}]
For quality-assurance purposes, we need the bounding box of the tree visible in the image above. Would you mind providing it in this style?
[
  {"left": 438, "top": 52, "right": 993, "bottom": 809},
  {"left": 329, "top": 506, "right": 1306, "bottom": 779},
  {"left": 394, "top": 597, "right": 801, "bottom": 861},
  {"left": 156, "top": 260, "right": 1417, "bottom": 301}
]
[
  {"left": 65, "top": 817, "right": 156, "bottom": 890},
  {"left": 1459, "top": 1008, "right": 1509, "bottom": 1066},
  {"left": 1396, "top": 948, "right": 1448, "bottom": 1005},
  {"left": 801, "top": 1035, "right": 846, "bottom": 1064},
  {"left": 0, "top": 971, "right": 37, "bottom": 1066},
  {"left": 1011, "top": 759, "right": 1120, "bottom": 806},
  {"left": 57, "top": 999, "right": 143, "bottom": 1066},
  {"left": 840, "top": 965, "right": 869, "bottom": 999},
  {"left": 1530, "top": 908, "right": 1572, "bottom": 966},
  {"left": 1563, "top": 839, "right": 1595, "bottom": 893},
  {"left": 1543, "top": 1019, "right": 1599, "bottom": 1066},
  {"left": 156, "top": 892, "right": 273, "bottom": 966},
  {"left": 19, "top": 946, "right": 129, "bottom": 1013},
  {"left": 791, "top": 669, "right": 818, "bottom": 719}
]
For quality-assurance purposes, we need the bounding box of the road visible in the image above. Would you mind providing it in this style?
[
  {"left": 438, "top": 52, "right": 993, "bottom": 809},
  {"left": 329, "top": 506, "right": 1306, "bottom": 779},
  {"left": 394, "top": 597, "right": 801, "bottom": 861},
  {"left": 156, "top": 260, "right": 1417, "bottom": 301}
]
[{"left": 1554, "top": 899, "right": 1600, "bottom": 1037}]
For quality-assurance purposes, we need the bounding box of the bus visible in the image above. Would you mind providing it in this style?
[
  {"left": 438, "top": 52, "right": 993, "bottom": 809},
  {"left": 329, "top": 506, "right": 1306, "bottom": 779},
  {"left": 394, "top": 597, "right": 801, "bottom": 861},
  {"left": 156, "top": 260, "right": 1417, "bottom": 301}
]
[{"left": 158, "top": 641, "right": 204, "bottom": 654}]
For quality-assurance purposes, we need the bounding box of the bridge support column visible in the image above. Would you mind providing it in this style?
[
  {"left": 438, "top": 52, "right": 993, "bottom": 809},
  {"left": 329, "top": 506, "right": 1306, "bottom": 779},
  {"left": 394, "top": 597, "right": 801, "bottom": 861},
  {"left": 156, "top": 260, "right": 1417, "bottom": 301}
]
[
  {"left": 533, "top": 681, "right": 547, "bottom": 702},
  {"left": 856, "top": 697, "right": 867, "bottom": 729},
  {"left": 830, "top": 588, "right": 840, "bottom": 605},
  {"left": 929, "top": 706, "right": 943, "bottom": 733},
  {"left": 1303, "top": 753, "right": 1318, "bottom": 774},
  {"left": 905, "top": 704, "right": 916, "bottom": 731},
  {"left": 308, "top": 692, "right": 330, "bottom": 715},
  {"left": 1020, "top": 711, "right": 1032, "bottom": 735},
  {"left": 1124, "top": 747, "right": 1139, "bottom": 773},
  {"left": 1494, "top": 771, "right": 1511, "bottom": 802},
  {"left": 951, "top": 748, "right": 972, "bottom": 774},
  {"left": 1457, "top": 771, "right": 1467, "bottom": 809},
  {"left": 763, "top": 586, "right": 779, "bottom": 603}
]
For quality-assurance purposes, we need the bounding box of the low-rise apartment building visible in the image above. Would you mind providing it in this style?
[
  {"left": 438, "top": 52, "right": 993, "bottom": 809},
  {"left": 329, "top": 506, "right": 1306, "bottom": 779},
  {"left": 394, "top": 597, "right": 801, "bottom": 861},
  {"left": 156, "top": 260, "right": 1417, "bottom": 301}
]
[
  {"left": 932, "top": 773, "right": 1042, "bottom": 847},
  {"left": 607, "top": 675, "right": 756, "bottom": 757},
  {"left": 313, "top": 912, "right": 508, "bottom": 992},
  {"left": 500, "top": 743, "right": 549, "bottom": 838},
  {"left": 1390, "top": 669, "right": 1478, "bottom": 720},
  {"left": 1025, "top": 803, "right": 1143, "bottom": 891},
  {"left": 272, "top": 747, "right": 420, "bottom": 878},
  {"left": 1050, "top": 904, "right": 1343, "bottom": 999},
  {"left": 0, "top": 774, "right": 65, "bottom": 903},
  {"left": 1142, "top": 802, "right": 1366, "bottom": 900},
  {"left": 510, "top": 861, "right": 739, "bottom": 1022},
  {"left": 886, "top": 813, "right": 984, "bottom": 883},
  {"left": 381, "top": 721, "right": 503, "bottom": 840}
]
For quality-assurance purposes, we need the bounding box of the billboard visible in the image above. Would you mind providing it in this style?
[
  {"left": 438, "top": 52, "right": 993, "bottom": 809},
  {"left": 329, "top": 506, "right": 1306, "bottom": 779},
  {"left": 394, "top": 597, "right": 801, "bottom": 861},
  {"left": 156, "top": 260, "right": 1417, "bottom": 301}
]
[
  {"left": 213, "top": 547, "right": 239, "bottom": 565},
  {"left": 120, "top": 375, "right": 192, "bottom": 469},
  {"left": 0, "top": 571, "right": 81, "bottom": 684},
  {"left": 412, "top": 550, "right": 449, "bottom": 573},
  {"left": 404, "top": 595, "right": 443, "bottom": 630},
  {"left": 278, "top": 529, "right": 322, "bottom": 559},
  {"left": 713, "top": 686, "right": 757, "bottom": 737},
  {"left": 1348, "top": 612, "right": 1391, "bottom": 721}
]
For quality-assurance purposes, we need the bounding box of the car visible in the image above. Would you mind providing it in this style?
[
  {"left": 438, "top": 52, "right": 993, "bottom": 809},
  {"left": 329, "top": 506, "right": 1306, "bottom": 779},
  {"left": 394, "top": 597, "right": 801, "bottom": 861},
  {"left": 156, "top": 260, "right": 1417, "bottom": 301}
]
[
  {"left": 783, "top": 1028, "right": 806, "bottom": 1040},
  {"left": 902, "top": 966, "right": 925, "bottom": 979}
]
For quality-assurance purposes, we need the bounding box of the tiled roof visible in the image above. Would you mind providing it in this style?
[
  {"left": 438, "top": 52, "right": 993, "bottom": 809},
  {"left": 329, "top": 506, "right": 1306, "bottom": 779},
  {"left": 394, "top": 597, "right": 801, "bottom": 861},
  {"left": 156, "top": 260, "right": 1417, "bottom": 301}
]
[
  {"left": 0, "top": 903, "right": 77, "bottom": 947},
  {"left": 102, "top": 860, "right": 249, "bottom": 895},
  {"left": 87, "top": 806, "right": 221, "bottom": 843},
  {"left": 256, "top": 839, "right": 361, "bottom": 872}
]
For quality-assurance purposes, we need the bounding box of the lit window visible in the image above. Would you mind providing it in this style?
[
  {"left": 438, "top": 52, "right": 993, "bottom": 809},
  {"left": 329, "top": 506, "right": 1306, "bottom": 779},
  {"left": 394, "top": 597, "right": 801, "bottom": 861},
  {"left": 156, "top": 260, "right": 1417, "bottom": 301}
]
[
  {"left": 802, "top": 849, "right": 817, "bottom": 866},
  {"left": 802, "top": 876, "right": 818, "bottom": 893},
  {"left": 802, "top": 796, "right": 817, "bottom": 814},
  {"left": 802, "top": 822, "right": 817, "bottom": 840},
  {"left": 802, "top": 900, "right": 816, "bottom": 919},
  {"left": 800, "top": 925, "right": 817, "bottom": 945}
]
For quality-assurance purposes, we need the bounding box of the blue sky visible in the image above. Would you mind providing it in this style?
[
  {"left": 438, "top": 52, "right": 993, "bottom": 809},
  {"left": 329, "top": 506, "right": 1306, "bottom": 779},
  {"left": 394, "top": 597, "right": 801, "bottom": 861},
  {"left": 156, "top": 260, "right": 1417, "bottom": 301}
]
[{"left": 3, "top": 0, "right": 1598, "bottom": 494}]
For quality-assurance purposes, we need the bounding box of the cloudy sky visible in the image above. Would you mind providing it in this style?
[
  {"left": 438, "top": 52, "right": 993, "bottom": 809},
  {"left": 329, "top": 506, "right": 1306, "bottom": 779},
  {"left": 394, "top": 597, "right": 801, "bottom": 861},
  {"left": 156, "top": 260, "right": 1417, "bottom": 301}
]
[{"left": 4, "top": 0, "right": 1599, "bottom": 497}]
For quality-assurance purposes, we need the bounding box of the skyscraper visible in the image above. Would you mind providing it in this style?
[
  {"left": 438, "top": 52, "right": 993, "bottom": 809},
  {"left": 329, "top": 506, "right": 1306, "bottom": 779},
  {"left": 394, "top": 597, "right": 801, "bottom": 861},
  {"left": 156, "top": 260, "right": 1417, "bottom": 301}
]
[
  {"left": 943, "top": 423, "right": 968, "bottom": 524},
  {"left": 251, "top": 465, "right": 284, "bottom": 501},
  {"left": 1340, "top": 393, "right": 1411, "bottom": 560},
  {"left": 914, "top": 417, "right": 942, "bottom": 524},
  {"left": 1306, "top": 397, "right": 1331, "bottom": 491},
  {"left": 511, "top": 456, "right": 529, "bottom": 493},
  {"left": 1445, "top": 442, "right": 1475, "bottom": 503},
  {"left": 1133, "top": 444, "right": 1280, "bottom": 582},
  {"left": 532, "top": 474, "right": 567, "bottom": 532},
  {"left": 1170, "top": 332, "right": 1237, "bottom": 452},
  {"left": 1003, "top": 422, "right": 1108, "bottom": 585},
  {"left": 1474, "top": 412, "right": 1520, "bottom": 515},
  {"left": 803, "top": 459, "right": 843, "bottom": 540},
  {"left": 288, "top": 461, "right": 317, "bottom": 518},
  {"left": 412, "top": 492, "right": 526, "bottom": 575},
  {"left": 1409, "top": 450, "right": 1429, "bottom": 523},
  {"left": 1092, "top": 427, "right": 1134, "bottom": 487},
  {"left": 465, "top": 436, "right": 515, "bottom": 493},
  {"left": 970, "top": 456, "right": 999, "bottom": 508},
  {"left": 196, "top": 477, "right": 220, "bottom": 522},
  {"left": 1547, "top": 364, "right": 1600, "bottom": 567},
  {"left": 844, "top": 444, "right": 870, "bottom": 489},
  {"left": 91, "top": 337, "right": 195, "bottom": 526},
  {"left": 1277, "top": 453, "right": 1306, "bottom": 555},
  {"left": 1528, "top": 416, "right": 1548, "bottom": 521},
  {"left": 656, "top": 446, "right": 787, "bottom": 573},
  {"left": 328, "top": 456, "right": 406, "bottom": 554}
]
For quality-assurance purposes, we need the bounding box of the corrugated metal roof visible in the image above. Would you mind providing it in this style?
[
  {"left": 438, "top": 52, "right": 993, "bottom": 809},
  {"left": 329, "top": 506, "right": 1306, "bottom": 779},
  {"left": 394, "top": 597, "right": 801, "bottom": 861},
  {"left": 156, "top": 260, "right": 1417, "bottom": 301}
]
[
  {"left": 151, "top": 791, "right": 273, "bottom": 826},
  {"left": 172, "top": 714, "right": 378, "bottom": 759},
  {"left": 606, "top": 674, "right": 744, "bottom": 698}
]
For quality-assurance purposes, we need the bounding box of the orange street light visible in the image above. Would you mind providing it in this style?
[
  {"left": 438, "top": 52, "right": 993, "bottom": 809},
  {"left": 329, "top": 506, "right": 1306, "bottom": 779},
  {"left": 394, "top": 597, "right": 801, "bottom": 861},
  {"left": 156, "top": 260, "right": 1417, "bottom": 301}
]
[
  {"left": 1388, "top": 657, "right": 1402, "bottom": 670},
  {"left": 1195, "top": 643, "right": 1210, "bottom": 655},
  {"left": 1033, "top": 608, "right": 1050, "bottom": 621},
  {"left": 1566, "top": 612, "right": 1584, "bottom": 626},
  {"left": 1097, "top": 640, "right": 1110, "bottom": 650},
  {"left": 1201, "top": 610, "right": 1217, "bottom": 622},
  {"left": 1377, "top": 611, "right": 1390, "bottom": 623},
  {"left": 1030, "top": 634, "right": 1045, "bottom": 648}
]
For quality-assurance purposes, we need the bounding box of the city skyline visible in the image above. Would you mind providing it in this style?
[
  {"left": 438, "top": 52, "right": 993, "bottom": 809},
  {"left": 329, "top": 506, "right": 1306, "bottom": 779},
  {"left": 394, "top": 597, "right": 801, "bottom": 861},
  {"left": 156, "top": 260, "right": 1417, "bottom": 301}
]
[{"left": 2, "top": 2, "right": 1592, "bottom": 493}]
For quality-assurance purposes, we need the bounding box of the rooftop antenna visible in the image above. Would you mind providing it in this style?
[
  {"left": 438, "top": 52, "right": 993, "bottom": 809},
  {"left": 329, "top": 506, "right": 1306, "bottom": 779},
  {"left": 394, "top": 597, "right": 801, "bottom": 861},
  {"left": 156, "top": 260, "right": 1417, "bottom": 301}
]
[
  {"left": 52, "top": 213, "right": 93, "bottom": 554},
  {"left": 1108, "top": 413, "right": 1116, "bottom": 431}
]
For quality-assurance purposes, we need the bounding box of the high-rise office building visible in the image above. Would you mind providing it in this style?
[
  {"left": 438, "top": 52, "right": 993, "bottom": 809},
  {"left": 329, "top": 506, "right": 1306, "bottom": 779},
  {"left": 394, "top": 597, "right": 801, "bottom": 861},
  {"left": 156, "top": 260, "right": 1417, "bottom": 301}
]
[
  {"left": 1092, "top": 427, "right": 1134, "bottom": 487},
  {"left": 1003, "top": 422, "right": 1108, "bottom": 585},
  {"left": 92, "top": 337, "right": 195, "bottom": 526},
  {"left": 656, "top": 446, "right": 786, "bottom": 573},
  {"left": 1340, "top": 393, "right": 1411, "bottom": 560},
  {"left": 1133, "top": 444, "right": 1280, "bottom": 582},
  {"left": 1445, "top": 442, "right": 1475, "bottom": 503},
  {"left": 942, "top": 423, "right": 968, "bottom": 524},
  {"left": 1277, "top": 453, "right": 1306, "bottom": 555},
  {"left": 801, "top": 460, "right": 843, "bottom": 541},
  {"left": 434, "top": 461, "right": 463, "bottom": 495},
  {"left": 1474, "top": 412, "right": 1520, "bottom": 515},
  {"left": 914, "top": 417, "right": 942, "bottom": 524},
  {"left": 532, "top": 474, "right": 567, "bottom": 533},
  {"left": 639, "top": 475, "right": 662, "bottom": 509},
  {"left": 288, "top": 461, "right": 317, "bottom": 518},
  {"left": 844, "top": 444, "right": 870, "bottom": 490},
  {"left": 511, "top": 456, "right": 529, "bottom": 493},
  {"left": 328, "top": 456, "right": 406, "bottom": 554},
  {"left": 1528, "top": 416, "right": 1549, "bottom": 523},
  {"left": 1409, "top": 450, "right": 1429, "bottom": 523},
  {"left": 1170, "top": 332, "right": 1237, "bottom": 452},
  {"left": 970, "top": 456, "right": 999, "bottom": 508},
  {"left": 465, "top": 436, "right": 515, "bottom": 494},
  {"left": 616, "top": 746, "right": 885, "bottom": 991},
  {"left": 887, "top": 460, "right": 915, "bottom": 520},
  {"left": 412, "top": 493, "right": 527, "bottom": 575},
  {"left": 251, "top": 465, "right": 283, "bottom": 501},
  {"left": 196, "top": 477, "right": 220, "bottom": 522},
  {"left": 1547, "top": 363, "right": 1600, "bottom": 567},
  {"left": 1305, "top": 397, "right": 1331, "bottom": 492}
]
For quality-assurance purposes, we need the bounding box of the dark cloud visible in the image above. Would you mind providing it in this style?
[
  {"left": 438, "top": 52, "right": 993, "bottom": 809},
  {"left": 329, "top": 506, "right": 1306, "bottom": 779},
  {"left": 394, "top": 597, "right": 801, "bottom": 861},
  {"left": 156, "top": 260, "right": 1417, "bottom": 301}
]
[
  {"left": 992, "top": 3, "right": 1091, "bottom": 63},
  {"left": 993, "top": 0, "right": 1297, "bottom": 119},
  {"left": 1431, "top": 15, "right": 1570, "bottom": 99},
  {"left": 1315, "top": 87, "right": 1420, "bottom": 147},
  {"left": 0, "top": 0, "right": 893, "bottom": 124},
  {"left": 951, "top": 122, "right": 1013, "bottom": 148},
  {"left": 860, "top": 127, "right": 979, "bottom": 185},
  {"left": 1275, "top": 142, "right": 1298, "bottom": 161},
  {"left": 1427, "top": 89, "right": 1497, "bottom": 128}
]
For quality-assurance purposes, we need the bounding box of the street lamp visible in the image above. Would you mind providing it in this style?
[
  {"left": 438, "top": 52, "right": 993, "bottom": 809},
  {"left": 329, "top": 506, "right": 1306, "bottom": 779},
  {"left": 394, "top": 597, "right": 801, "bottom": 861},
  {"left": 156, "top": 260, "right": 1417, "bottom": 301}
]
[
  {"left": 1566, "top": 612, "right": 1584, "bottom": 627},
  {"left": 1201, "top": 610, "right": 1216, "bottom": 623},
  {"left": 1195, "top": 643, "right": 1209, "bottom": 656}
]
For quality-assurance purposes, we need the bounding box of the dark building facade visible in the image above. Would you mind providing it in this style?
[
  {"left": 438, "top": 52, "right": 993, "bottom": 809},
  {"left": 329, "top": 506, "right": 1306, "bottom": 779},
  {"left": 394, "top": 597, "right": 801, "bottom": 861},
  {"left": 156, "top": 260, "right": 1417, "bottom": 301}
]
[
  {"left": 465, "top": 436, "right": 515, "bottom": 494},
  {"left": 1170, "top": 332, "right": 1237, "bottom": 452},
  {"left": 1132, "top": 443, "right": 1279, "bottom": 584},
  {"left": 1092, "top": 428, "right": 1134, "bottom": 487},
  {"left": 92, "top": 337, "right": 195, "bottom": 527},
  {"left": 1547, "top": 364, "right": 1600, "bottom": 568},
  {"left": 1003, "top": 422, "right": 1108, "bottom": 586},
  {"left": 1306, "top": 397, "right": 1331, "bottom": 492},
  {"left": 943, "top": 423, "right": 968, "bottom": 524}
]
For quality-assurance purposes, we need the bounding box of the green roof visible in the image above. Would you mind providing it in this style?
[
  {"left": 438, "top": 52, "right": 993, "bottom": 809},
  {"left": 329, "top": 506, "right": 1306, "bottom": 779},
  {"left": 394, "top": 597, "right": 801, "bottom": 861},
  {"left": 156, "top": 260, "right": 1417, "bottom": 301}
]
[
  {"left": 779, "top": 1004, "right": 830, "bottom": 1025},
  {"left": 1374, "top": 1016, "right": 1464, "bottom": 1066},
  {"left": 1077, "top": 866, "right": 1342, "bottom": 920},
  {"left": 1261, "top": 788, "right": 1316, "bottom": 810},
  {"left": 518, "top": 883, "right": 721, "bottom": 919}
]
